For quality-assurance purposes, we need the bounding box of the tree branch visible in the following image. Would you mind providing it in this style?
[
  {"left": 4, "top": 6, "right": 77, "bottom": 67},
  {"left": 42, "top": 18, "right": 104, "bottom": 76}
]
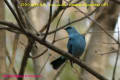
[
  {"left": 23, "top": 31, "right": 108, "bottom": 80},
  {"left": 0, "top": 20, "right": 108, "bottom": 80},
  {"left": 18, "top": 39, "right": 35, "bottom": 80},
  {"left": 43, "top": 0, "right": 54, "bottom": 40},
  {"left": 112, "top": 27, "right": 120, "bottom": 80}
]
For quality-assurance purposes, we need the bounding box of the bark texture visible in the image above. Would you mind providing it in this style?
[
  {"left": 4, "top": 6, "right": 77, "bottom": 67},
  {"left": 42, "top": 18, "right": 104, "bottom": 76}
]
[{"left": 0, "top": 0, "right": 7, "bottom": 79}]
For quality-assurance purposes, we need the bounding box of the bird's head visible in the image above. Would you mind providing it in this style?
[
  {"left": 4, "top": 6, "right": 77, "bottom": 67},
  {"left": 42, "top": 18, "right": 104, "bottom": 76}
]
[
  {"left": 65, "top": 26, "right": 85, "bottom": 38},
  {"left": 64, "top": 26, "right": 77, "bottom": 34}
]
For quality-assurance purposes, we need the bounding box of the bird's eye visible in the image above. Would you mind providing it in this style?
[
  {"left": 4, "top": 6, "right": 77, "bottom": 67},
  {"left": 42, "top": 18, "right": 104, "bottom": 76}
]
[{"left": 66, "top": 27, "right": 72, "bottom": 30}]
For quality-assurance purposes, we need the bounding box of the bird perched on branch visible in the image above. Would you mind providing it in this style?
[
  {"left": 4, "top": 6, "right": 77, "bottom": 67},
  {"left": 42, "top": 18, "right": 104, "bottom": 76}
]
[{"left": 51, "top": 26, "right": 86, "bottom": 69}]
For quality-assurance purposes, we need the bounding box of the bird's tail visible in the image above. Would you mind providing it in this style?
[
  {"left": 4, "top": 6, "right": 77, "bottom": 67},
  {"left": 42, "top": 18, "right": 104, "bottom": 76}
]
[{"left": 51, "top": 56, "right": 66, "bottom": 69}]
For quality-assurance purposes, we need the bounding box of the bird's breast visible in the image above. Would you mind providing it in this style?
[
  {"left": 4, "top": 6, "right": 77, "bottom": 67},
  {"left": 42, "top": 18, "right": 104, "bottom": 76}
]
[{"left": 71, "top": 37, "right": 86, "bottom": 57}]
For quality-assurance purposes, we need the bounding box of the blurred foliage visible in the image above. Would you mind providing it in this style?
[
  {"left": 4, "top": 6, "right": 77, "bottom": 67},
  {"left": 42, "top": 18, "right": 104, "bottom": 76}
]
[
  {"left": 60, "top": 62, "right": 79, "bottom": 80},
  {"left": 26, "top": 59, "right": 34, "bottom": 73}
]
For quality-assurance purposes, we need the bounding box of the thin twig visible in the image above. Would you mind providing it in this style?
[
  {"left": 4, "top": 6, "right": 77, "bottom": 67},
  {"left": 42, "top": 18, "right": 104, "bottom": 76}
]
[
  {"left": 52, "top": 9, "right": 66, "bottom": 43},
  {"left": 72, "top": 5, "right": 118, "bottom": 44},
  {"left": 13, "top": 0, "right": 26, "bottom": 29},
  {"left": 39, "top": 54, "right": 51, "bottom": 74},
  {"left": 4, "top": 0, "right": 25, "bottom": 31},
  {"left": 43, "top": 0, "right": 54, "bottom": 40},
  {"left": 72, "top": 66, "right": 81, "bottom": 79},
  {"left": 0, "top": 21, "right": 21, "bottom": 30},
  {"left": 39, "top": 1, "right": 64, "bottom": 32},
  {"left": 44, "top": 6, "right": 100, "bottom": 35},
  {"left": 39, "top": 0, "right": 82, "bottom": 32},
  {"left": 8, "top": 34, "right": 19, "bottom": 76},
  {"left": 97, "top": 50, "right": 118, "bottom": 56},
  {"left": 102, "top": 42, "right": 117, "bottom": 44},
  {"left": 53, "top": 63, "right": 66, "bottom": 80},
  {"left": 0, "top": 26, "right": 20, "bottom": 33},
  {"left": 112, "top": 27, "right": 120, "bottom": 80},
  {"left": 5, "top": 34, "right": 19, "bottom": 80},
  {"left": 54, "top": 36, "right": 68, "bottom": 42},
  {"left": 30, "top": 49, "right": 48, "bottom": 59},
  {"left": 6, "top": 48, "right": 17, "bottom": 74},
  {"left": 88, "top": 31, "right": 120, "bottom": 33}
]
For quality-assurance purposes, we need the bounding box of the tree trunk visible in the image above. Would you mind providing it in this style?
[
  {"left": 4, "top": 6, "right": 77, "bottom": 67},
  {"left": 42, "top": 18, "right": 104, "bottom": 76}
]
[
  {"left": 81, "top": 1, "right": 120, "bottom": 80},
  {"left": 30, "top": 0, "right": 50, "bottom": 80},
  {"left": 0, "top": 0, "right": 7, "bottom": 79}
]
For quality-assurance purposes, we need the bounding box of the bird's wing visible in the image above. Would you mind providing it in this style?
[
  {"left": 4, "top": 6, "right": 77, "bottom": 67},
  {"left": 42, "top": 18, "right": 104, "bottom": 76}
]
[{"left": 67, "top": 38, "right": 72, "bottom": 54}]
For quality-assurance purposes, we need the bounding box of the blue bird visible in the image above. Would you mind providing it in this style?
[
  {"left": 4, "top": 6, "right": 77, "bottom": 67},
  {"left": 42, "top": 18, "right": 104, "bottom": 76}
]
[{"left": 51, "top": 26, "right": 86, "bottom": 69}]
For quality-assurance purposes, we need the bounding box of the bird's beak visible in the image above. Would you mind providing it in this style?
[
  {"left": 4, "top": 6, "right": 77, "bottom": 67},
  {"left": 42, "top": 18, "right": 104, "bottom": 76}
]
[
  {"left": 64, "top": 27, "right": 68, "bottom": 30},
  {"left": 64, "top": 27, "right": 67, "bottom": 30}
]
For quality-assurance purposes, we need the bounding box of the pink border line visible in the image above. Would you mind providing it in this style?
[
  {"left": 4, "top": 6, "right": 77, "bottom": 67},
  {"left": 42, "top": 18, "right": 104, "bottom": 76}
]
[{"left": 2, "top": 75, "right": 42, "bottom": 78}]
